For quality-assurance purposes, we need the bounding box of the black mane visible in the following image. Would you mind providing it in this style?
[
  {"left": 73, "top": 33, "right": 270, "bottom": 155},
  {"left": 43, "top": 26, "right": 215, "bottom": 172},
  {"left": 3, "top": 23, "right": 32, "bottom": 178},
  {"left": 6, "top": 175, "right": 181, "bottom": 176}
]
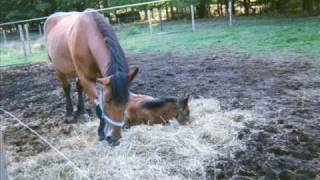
[
  {"left": 142, "top": 97, "right": 178, "bottom": 109},
  {"left": 87, "top": 9, "right": 129, "bottom": 104}
]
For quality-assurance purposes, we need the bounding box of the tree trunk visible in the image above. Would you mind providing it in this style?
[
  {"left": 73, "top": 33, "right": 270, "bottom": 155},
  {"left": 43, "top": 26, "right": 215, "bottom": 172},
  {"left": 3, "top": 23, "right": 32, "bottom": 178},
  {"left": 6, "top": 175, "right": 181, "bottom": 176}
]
[
  {"left": 231, "top": 0, "right": 236, "bottom": 15},
  {"left": 196, "top": 0, "right": 208, "bottom": 18},
  {"left": 317, "top": 0, "right": 320, "bottom": 13},
  {"left": 225, "top": 0, "right": 229, "bottom": 16},
  {"left": 217, "top": 0, "right": 221, "bottom": 16},
  {"left": 244, "top": 0, "right": 251, "bottom": 15},
  {"left": 165, "top": 6, "right": 169, "bottom": 19},
  {"left": 102, "top": 0, "right": 108, "bottom": 8},
  {"left": 170, "top": 5, "right": 175, "bottom": 19},
  {"left": 219, "top": 0, "right": 223, "bottom": 16},
  {"left": 303, "top": 0, "right": 315, "bottom": 13}
]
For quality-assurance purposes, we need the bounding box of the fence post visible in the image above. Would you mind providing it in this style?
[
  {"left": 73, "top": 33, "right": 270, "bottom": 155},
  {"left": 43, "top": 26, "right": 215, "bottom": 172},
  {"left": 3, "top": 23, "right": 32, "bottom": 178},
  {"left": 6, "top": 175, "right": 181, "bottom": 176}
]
[
  {"left": 159, "top": 8, "right": 163, "bottom": 32},
  {"left": 105, "top": 17, "right": 110, "bottom": 24},
  {"left": 147, "top": 9, "right": 153, "bottom": 34},
  {"left": 24, "top": 24, "right": 32, "bottom": 54},
  {"left": 190, "top": 4, "right": 195, "bottom": 32},
  {"left": 228, "top": 0, "right": 233, "bottom": 27},
  {"left": 2, "top": 30, "right": 7, "bottom": 46},
  {"left": 18, "top": 24, "right": 27, "bottom": 57},
  {"left": 0, "top": 131, "right": 9, "bottom": 180},
  {"left": 38, "top": 24, "right": 42, "bottom": 37},
  {"left": 117, "top": 17, "right": 121, "bottom": 27}
]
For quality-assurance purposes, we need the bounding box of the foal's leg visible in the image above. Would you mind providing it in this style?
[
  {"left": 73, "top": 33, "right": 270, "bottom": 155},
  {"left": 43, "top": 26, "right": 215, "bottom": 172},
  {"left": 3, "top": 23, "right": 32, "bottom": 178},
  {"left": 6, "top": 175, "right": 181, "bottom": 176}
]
[
  {"left": 57, "top": 72, "right": 75, "bottom": 123},
  {"left": 76, "top": 79, "right": 90, "bottom": 122}
]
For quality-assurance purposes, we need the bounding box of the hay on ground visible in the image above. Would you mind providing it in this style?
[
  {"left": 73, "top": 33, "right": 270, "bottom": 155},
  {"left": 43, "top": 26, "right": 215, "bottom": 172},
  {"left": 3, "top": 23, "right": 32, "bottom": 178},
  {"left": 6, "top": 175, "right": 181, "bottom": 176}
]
[{"left": 9, "top": 98, "right": 252, "bottom": 180}]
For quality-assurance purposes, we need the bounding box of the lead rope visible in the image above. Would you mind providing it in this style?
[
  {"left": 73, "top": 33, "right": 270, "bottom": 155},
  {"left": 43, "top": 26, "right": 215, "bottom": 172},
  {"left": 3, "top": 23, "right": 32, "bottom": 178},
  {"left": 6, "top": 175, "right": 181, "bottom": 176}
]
[{"left": 0, "top": 108, "right": 91, "bottom": 180}]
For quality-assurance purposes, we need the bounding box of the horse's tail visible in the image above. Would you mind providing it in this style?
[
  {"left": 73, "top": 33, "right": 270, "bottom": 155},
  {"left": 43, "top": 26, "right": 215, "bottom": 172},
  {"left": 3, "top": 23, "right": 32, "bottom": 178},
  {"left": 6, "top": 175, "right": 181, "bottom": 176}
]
[{"left": 85, "top": 9, "right": 128, "bottom": 74}]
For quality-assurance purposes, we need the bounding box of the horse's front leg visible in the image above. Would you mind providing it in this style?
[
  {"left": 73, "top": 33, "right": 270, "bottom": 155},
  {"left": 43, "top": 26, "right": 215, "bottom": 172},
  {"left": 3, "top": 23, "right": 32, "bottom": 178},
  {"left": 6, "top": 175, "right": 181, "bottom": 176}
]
[
  {"left": 57, "top": 72, "right": 76, "bottom": 123},
  {"left": 76, "top": 77, "right": 105, "bottom": 140},
  {"left": 76, "top": 79, "right": 90, "bottom": 122},
  {"left": 96, "top": 105, "right": 106, "bottom": 141}
]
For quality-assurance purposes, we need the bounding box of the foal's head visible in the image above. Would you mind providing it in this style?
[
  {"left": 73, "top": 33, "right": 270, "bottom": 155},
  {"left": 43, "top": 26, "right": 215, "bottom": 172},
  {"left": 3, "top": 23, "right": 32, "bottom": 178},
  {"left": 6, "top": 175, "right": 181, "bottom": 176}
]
[
  {"left": 175, "top": 95, "right": 190, "bottom": 124},
  {"left": 97, "top": 68, "right": 138, "bottom": 141},
  {"left": 143, "top": 95, "right": 190, "bottom": 124}
]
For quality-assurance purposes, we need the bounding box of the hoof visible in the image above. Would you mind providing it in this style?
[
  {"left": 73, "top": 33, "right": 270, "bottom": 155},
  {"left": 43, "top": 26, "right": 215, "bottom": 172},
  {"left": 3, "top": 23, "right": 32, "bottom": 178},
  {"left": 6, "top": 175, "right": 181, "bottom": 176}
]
[
  {"left": 64, "top": 116, "right": 77, "bottom": 124},
  {"left": 106, "top": 136, "right": 121, "bottom": 146},
  {"left": 78, "top": 113, "right": 90, "bottom": 122},
  {"left": 98, "top": 136, "right": 106, "bottom": 141}
]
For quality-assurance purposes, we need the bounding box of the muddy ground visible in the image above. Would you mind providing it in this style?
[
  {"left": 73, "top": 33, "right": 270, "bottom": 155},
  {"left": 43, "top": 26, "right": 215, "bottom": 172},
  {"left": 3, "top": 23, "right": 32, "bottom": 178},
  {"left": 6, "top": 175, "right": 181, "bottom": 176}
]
[{"left": 1, "top": 49, "right": 320, "bottom": 179}]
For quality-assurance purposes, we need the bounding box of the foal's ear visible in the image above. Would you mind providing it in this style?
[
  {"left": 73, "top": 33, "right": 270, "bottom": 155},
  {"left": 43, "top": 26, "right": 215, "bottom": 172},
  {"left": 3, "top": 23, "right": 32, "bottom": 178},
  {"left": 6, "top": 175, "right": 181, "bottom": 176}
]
[
  {"left": 97, "top": 76, "right": 112, "bottom": 86},
  {"left": 128, "top": 67, "right": 139, "bottom": 82},
  {"left": 183, "top": 95, "right": 190, "bottom": 108}
]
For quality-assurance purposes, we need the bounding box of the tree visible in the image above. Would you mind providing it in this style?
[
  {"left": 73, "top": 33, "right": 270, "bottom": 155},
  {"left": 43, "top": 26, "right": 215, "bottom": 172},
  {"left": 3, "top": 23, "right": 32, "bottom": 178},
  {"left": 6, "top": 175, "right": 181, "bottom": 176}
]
[
  {"left": 196, "top": 0, "right": 211, "bottom": 18},
  {"left": 243, "top": 0, "right": 250, "bottom": 15},
  {"left": 303, "top": 0, "right": 315, "bottom": 13}
]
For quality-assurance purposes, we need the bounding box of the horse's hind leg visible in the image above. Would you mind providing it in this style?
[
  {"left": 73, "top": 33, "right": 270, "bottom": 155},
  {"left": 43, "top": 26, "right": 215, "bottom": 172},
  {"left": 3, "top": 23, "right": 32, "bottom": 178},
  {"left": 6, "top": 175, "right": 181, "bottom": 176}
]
[
  {"left": 56, "top": 72, "right": 75, "bottom": 123},
  {"left": 76, "top": 79, "right": 90, "bottom": 122}
]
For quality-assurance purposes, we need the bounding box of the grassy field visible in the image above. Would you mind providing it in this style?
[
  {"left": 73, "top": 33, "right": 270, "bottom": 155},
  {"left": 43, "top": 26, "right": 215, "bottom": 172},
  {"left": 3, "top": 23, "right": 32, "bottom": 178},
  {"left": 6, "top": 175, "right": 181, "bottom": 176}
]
[{"left": 1, "top": 16, "right": 319, "bottom": 66}]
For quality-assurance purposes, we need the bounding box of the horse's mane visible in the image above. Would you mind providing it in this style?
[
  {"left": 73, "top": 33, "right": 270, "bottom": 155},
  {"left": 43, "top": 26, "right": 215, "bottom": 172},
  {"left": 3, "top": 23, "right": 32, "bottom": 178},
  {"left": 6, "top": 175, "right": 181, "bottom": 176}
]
[
  {"left": 85, "top": 9, "right": 128, "bottom": 74},
  {"left": 142, "top": 97, "right": 178, "bottom": 109},
  {"left": 86, "top": 9, "right": 129, "bottom": 104}
]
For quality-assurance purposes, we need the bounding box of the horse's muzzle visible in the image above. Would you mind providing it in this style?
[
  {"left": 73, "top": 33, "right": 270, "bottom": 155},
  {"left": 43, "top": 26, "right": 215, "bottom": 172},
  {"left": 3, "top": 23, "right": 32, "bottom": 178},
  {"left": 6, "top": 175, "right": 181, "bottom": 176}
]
[{"left": 106, "top": 135, "right": 121, "bottom": 146}]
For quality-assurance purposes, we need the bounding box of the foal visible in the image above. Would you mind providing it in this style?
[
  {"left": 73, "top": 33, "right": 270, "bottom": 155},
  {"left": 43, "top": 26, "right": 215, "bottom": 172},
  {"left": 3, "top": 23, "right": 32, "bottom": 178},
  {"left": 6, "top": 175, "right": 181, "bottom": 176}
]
[{"left": 125, "top": 93, "right": 190, "bottom": 127}]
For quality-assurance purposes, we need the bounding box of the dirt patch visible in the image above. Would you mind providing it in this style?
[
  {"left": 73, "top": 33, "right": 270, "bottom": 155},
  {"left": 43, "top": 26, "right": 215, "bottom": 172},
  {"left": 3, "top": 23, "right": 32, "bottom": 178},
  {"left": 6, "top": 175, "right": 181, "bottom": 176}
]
[{"left": 1, "top": 49, "right": 320, "bottom": 179}]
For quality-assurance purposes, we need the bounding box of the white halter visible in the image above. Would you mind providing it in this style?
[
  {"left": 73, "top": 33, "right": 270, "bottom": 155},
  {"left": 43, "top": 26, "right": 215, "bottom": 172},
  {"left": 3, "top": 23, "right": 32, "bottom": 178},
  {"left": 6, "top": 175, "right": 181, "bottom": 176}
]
[{"left": 96, "top": 83, "right": 125, "bottom": 136}]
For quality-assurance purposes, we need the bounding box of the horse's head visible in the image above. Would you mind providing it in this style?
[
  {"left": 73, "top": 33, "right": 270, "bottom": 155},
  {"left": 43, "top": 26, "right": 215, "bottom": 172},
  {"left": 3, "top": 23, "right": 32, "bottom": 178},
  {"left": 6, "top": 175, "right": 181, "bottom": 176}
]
[
  {"left": 176, "top": 95, "right": 190, "bottom": 125},
  {"left": 97, "top": 68, "right": 138, "bottom": 145}
]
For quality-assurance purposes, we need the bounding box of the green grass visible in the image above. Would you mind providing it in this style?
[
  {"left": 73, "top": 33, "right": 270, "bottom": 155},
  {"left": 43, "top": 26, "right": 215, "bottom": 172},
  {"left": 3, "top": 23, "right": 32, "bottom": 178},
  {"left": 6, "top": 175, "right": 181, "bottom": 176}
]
[
  {"left": 1, "top": 16, "right": 320, "bottom": 66},
  {"left": 117, "top": 16, "right": 320, "bottom": 60},
  {"left": 0, "top": 48, "right": 47, "bottom": 66}
]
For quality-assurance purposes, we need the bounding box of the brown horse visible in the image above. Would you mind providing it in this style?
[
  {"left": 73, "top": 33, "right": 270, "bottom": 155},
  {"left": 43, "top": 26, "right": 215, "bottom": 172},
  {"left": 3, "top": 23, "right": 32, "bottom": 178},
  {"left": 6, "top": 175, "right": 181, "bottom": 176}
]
[
  {"left": 44, "top": 10, "right": 138, "bottom": 145},
  {"left": 124, "top": 93, "right": 190, "bottom": 127}
]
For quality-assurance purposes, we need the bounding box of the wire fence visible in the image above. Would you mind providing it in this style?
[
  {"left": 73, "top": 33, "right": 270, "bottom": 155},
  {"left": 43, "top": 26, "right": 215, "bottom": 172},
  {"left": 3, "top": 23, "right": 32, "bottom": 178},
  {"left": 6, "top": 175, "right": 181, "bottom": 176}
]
[{"left": 0, "top": 0, "right": 202, "bottom": 67}]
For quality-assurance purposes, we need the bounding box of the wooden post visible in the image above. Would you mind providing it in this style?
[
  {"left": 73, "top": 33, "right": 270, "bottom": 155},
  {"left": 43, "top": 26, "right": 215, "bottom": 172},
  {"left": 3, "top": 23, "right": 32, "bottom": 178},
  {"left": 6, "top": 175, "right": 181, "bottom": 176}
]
[
  {"left": 18, "top": 24, "right": 27, "bottom": 56},
  {"left": 159, "top": 8, "right": 163, "bottom": 32},
  {"left": 147, "top": 9, "right": 153, "bottom": 34},
  {"left": 0, "top": 131, "right": 9, "bottom": 180},
  {"left": 190, "top": 4, "right": 196, "bottom": 32},
  {"left": 38, "top": 24, "right": 42, "bottom": 37},
  {"left": 24, "top": 24, "right": 32, "bottom": 54},
  {"left": 117, "top": 17, "right": 121, "bottom": 27},
  {"left": 228, "top": 0, "right": 233, "bottom": 27},
  {"left": 105, "top": 17, "right": 110, "bottom": 24},
  {"left": 2, "top": 30, "right": 7, "bottom": 46}
]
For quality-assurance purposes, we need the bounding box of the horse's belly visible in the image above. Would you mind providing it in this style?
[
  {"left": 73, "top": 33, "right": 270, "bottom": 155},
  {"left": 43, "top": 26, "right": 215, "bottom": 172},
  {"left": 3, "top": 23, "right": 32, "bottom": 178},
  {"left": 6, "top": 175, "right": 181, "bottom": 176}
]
[
  {"left": 47, "top": 37, "right": 75, "bottom": 75},
  {"left": 51, "top": 58, "right": 76, "bottom": 75}
]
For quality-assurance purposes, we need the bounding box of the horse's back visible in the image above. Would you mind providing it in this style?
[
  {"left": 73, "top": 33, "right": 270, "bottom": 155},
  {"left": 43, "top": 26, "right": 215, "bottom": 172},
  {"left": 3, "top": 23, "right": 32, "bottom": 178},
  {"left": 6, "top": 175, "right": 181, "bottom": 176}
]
[
  {"left": 44, "top": 12, "right": 82, "bottom": 42},
  {"left": 45, "top": 12, "right": 91, "bottom": 75}
]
